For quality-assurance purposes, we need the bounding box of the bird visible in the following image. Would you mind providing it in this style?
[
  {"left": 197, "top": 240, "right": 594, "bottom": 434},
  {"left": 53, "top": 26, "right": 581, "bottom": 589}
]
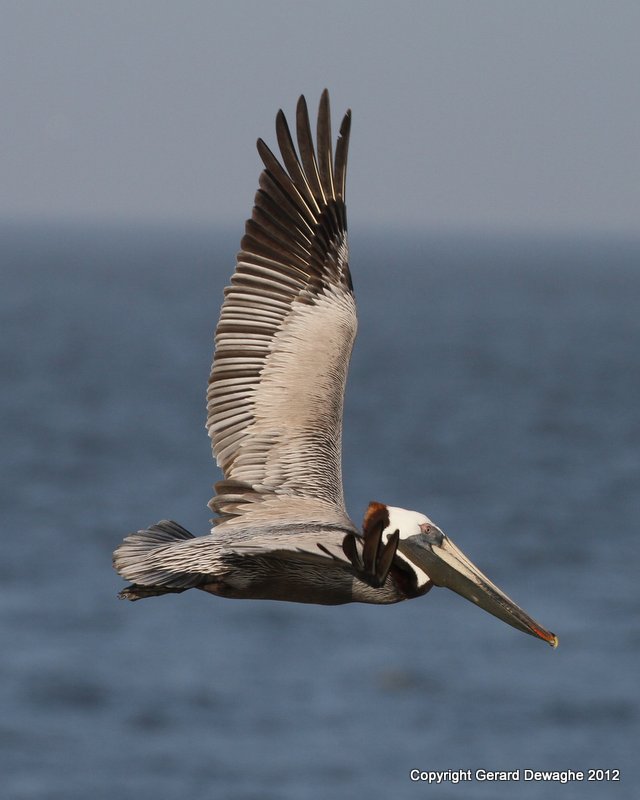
[{"left": 113, "top": 90, "right": 558, "bottom": 648}]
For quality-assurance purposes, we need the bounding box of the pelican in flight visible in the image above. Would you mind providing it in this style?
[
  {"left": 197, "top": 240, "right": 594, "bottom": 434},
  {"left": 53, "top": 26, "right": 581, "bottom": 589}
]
[{"left": 114, "top": 91, "right": 557, "bottom": 647}]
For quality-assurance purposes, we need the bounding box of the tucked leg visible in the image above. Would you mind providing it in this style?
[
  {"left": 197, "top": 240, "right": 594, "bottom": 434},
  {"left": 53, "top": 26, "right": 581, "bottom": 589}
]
[{"left": 342, "top": 523, "right": 399, "bottom": 588}]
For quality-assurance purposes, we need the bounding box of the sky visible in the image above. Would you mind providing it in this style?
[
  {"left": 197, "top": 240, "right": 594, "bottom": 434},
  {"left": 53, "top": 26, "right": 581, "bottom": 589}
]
[{"left": 2, "top": 1, "right": 639, "bottom": 234}]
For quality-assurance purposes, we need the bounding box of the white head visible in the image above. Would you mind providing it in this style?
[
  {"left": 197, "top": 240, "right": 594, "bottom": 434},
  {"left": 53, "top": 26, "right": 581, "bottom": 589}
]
[{"left": 381, "top": 505, "right": 443, "bottom": 589}]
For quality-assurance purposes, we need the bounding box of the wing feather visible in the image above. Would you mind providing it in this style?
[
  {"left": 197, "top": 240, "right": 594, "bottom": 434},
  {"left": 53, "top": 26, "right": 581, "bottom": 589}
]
[
  {"left": 295, "top": 96, "right": 327, "bottom": 207},
  {"left": 207, "top": 90, "right": 355, "bottom": 521},
  {"left": 316, "top": 90, "right": 335, "bottom": 202}
]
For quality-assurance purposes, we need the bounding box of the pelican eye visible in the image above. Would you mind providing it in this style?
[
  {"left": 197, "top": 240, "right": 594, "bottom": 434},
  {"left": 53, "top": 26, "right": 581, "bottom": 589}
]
[{"left": 419, "top": 523, "right": 444, "bottom": 547}]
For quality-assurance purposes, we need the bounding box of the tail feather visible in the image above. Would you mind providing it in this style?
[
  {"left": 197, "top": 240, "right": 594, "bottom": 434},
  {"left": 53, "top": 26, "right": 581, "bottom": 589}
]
[{"left": 113, "top": 520, "right": 203, "bottom": 596}]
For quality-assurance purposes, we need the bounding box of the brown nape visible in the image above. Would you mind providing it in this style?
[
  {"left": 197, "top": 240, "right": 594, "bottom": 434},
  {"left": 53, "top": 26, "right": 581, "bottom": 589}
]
[{"left": 362, "top": 501, "right": 390, "bottom": 535}]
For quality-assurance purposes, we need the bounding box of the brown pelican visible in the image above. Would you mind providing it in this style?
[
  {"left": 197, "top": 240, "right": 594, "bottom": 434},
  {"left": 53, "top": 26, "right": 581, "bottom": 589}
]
[{"left": 113, "top": 91, "right": 558, "bottom": 647}]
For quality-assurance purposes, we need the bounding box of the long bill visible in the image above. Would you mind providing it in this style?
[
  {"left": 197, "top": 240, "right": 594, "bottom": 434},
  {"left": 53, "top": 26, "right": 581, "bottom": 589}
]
[{"left": 400, "top": 534, "right": 559, "bottom": 647}]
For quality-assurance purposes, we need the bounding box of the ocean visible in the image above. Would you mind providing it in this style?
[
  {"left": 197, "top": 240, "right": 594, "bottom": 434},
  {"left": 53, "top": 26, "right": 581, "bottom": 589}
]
[{"left": 1, "top": 221, "right": 638, "bottom": 799}]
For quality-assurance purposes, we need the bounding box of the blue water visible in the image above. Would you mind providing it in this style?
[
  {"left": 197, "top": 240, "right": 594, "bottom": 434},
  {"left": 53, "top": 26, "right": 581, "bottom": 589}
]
[{"left": 1, "top": 222, "right": 638, "bottom": 799}]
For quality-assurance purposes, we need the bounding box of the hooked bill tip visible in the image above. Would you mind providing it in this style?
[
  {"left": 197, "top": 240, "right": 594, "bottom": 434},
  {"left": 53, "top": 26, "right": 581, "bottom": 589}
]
[{"left": 534, "top": 626, "right": 559, "bottom": 648}]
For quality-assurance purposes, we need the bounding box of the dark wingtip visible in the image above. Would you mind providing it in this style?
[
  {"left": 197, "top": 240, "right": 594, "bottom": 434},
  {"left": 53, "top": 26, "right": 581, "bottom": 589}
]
[
  {"left": 334, "top": 109, "right": 351, "bottom": 201},
  {"left": 340, "top": 109, "right": 352, "bottom": 137},
  {"left": 296, "top": 94, "right": 309, "bottom": 114}
]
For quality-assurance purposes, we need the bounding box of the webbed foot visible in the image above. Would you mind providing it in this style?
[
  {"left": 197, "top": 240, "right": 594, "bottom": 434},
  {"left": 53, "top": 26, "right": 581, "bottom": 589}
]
[{"left": 342, "top": 509, "right": 399, "bottom": 588}]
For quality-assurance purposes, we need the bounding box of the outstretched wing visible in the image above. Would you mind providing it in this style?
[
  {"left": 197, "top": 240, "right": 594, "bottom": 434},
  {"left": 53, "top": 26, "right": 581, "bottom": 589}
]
[{"left": 207, "top": 90, "right": 356, "bottom": 521}]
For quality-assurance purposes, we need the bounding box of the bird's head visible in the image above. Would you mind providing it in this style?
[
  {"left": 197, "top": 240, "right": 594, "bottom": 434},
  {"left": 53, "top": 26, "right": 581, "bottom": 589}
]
[{"left": 373, "top": 504, "right": 558, "bottom": 647}]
